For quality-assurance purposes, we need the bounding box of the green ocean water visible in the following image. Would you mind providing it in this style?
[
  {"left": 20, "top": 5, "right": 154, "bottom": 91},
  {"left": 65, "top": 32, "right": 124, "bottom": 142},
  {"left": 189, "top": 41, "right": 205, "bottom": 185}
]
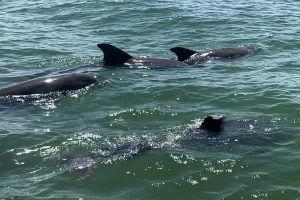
[{"left": 1, "top": 0, "right": 300, "bottom": 199}]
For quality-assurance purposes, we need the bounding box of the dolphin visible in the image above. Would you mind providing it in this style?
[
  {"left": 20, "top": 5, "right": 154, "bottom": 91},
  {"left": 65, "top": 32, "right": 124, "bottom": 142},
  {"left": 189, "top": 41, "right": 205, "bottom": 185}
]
[
  {"left": 0, "top": 73, "right": 99, "bottom": 97},
  {"left": 170, "top": 46, "right": 260, "bottom": 65},
  {"left": 97, "top": 43, "right": 188, "bottom": 67},
  {"left": 62, "top": 114, "right": 285, "bottom": 179},
  {"left": 62, "top": 115, "right": 225, "bottom": 178},
  {"left": 14, "top": 43, "right": 189, "bottom": 81},
  {"left": 62, "top": 140, "right": 151, "bottom": 179}
]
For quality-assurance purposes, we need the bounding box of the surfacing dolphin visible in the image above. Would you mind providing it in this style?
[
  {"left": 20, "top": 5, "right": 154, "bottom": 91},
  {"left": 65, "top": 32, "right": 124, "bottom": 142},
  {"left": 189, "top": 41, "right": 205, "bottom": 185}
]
[
  {"left": 0, "top": 73, "right": 100, "bottom": 97},
  {"left": 62, "top": 114, "right": 285, "bottom": 179},
  {"left": 62, "top": 115, "right": 225, "bottom": 179},
  {"left": 97, "top": 43, "right": 188, "bottom": 67},
  {"left": 170, "top": 46, "right": 260, "bottom": 65}
]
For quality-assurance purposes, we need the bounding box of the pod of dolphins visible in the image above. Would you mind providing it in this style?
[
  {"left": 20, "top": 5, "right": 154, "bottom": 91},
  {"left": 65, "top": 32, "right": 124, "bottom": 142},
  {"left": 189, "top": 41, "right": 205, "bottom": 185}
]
[
  {"left": 0, "top": 43, "right": 260, "bottom": 97},
  {"left": 2, "top": 43, "right": 261, "bottom": 178}
]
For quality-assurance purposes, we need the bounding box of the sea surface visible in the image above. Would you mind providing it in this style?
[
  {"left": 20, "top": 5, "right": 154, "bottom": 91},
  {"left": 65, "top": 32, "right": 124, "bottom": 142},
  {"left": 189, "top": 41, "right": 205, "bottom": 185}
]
[{"left": 1, "top": 0, "right": 300, "bottom": 199}]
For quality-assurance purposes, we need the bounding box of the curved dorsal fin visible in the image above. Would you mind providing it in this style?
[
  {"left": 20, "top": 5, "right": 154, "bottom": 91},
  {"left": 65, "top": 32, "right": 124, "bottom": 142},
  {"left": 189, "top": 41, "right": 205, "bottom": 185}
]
[
  {"left": 97, "top": 43, "right": 133, "bottom": 65},
  {"left": 170, "top": 47, "right": 197, "bottom": 62}
]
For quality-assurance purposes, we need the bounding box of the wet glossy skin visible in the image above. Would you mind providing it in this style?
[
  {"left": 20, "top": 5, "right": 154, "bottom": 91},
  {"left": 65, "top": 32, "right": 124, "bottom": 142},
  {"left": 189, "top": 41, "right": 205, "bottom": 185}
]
[
  {"left": 0, "top": 73, "right": 98, "bottom": 96},
  {"left": 170, "top": 46, "right": 259, "bottom": 65},
  {"left": 97, "top": 43, "right": 188, "bottom": 67}
]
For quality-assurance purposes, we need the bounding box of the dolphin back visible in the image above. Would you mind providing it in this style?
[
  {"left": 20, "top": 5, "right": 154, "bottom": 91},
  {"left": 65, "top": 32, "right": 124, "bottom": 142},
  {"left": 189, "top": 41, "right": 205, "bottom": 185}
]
[
  {"left": 170, "top": 46, "right": 261, "bottom": 65},
  {"left": 0, "top": 73, "right": 97, "bottom": 96}
]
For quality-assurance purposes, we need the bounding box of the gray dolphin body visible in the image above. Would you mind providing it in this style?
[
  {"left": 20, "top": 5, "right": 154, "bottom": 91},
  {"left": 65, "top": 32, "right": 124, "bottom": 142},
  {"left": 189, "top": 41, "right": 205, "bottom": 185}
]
[
  {"left": 17, "top": 43, "right": 190, "bottom": 81},
  {"left": 170, "top": 46, "right": 260, "bottom": 65},
  {"left": 64, "top": 115, "right": 282, "bottom": 179},
  {"left": 97, "top": 43, "right": 188, "bottom": 67},
  {"left": 62, "top": 114, "right": 283, "bottom": 179},
  {"left": 0, "top": 73, "right": 98, "bottom": 96},
  {"left": 63, "top": 140, "right": 151, "bottom": 179},
  {"left": 63, "top": 116, "right": 224, "bottom": 178}
]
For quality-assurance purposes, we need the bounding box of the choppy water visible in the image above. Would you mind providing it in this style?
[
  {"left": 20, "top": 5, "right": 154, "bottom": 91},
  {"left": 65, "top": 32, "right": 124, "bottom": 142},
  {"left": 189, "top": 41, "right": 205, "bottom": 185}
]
[{"left": 1, "top": 0, "right": 300, "bottom": 199}]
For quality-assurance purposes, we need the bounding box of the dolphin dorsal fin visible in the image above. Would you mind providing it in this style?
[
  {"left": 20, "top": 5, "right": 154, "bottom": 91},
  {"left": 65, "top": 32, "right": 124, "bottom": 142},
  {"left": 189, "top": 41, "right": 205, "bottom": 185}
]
[
  {"left": 97, "top": 43, "right": 133, "bottom": 65},
  {"left": 170, "top": 47, "right": 197, "bottom": 62}
]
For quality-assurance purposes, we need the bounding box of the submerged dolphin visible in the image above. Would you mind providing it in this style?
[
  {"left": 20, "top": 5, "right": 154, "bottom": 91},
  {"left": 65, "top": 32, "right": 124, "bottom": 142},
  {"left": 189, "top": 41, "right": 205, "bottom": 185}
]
[
  {"left": 97, "top": 43, "right": 188, "bottom": 67},
  {"left": 0, "top": 73, "right": 99, "bottom": 97},
  {"left": 63, "top": 114, "right": 283, "bottom": 179},
  {"left": 63, "top": 115, "right": 225, "bottom": 178},
  {"left": 62, "top": 140, "right": 151, "bottom": 179},
  {"left": 170, "top": 46, "right": 260, "bottom": 65}
]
